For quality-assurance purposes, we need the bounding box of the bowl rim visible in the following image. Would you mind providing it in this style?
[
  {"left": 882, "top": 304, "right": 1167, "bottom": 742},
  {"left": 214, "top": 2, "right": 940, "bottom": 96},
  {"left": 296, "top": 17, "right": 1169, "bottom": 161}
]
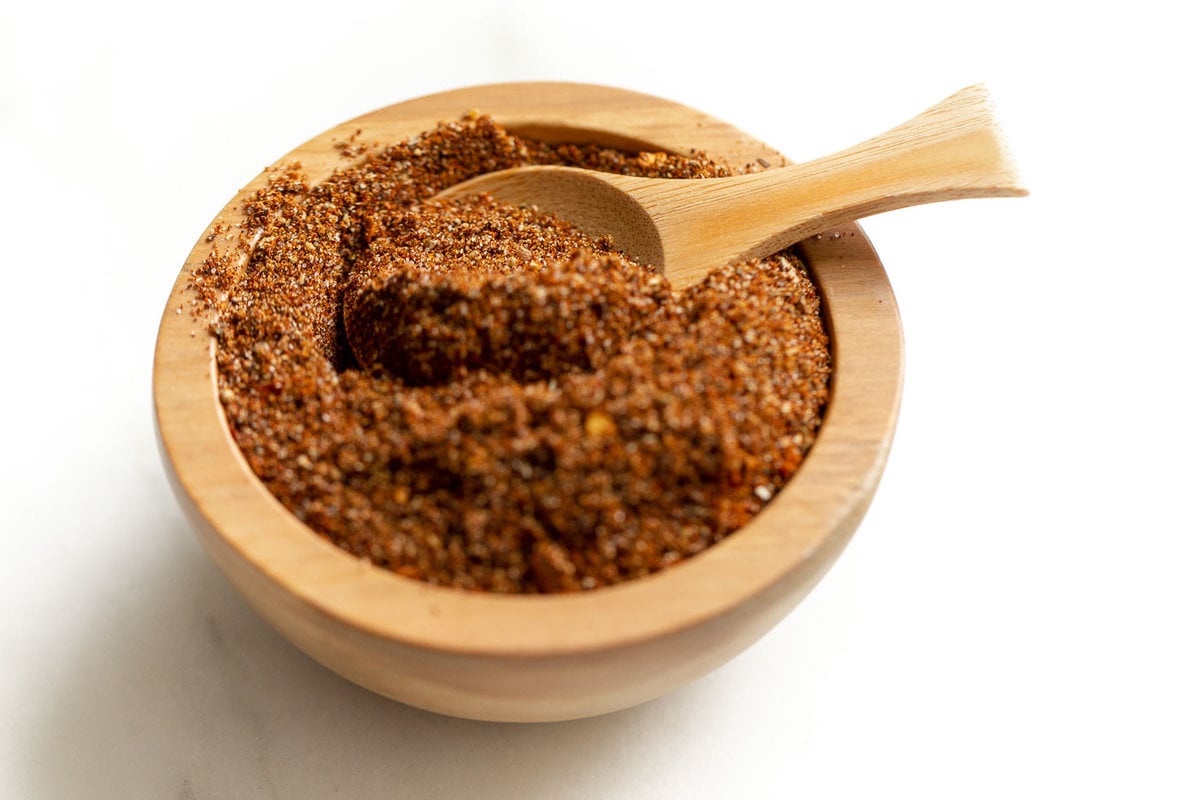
[{"left": 153, "top": 81, "right": 903, "bottom": 659}]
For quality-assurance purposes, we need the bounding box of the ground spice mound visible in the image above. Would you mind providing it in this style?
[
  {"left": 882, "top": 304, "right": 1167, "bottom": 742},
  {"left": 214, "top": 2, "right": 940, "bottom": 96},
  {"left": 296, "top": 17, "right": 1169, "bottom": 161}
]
[
  {"left": 195, "top": 114, "right": 832, "bottom": 593},
  {"left": 343, "top": 199, "right": 668, "bottom": 384}
]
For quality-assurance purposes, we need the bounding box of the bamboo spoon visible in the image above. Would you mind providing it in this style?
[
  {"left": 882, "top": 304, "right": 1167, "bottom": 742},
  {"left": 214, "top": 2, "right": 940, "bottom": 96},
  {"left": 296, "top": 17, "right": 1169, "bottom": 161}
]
[{"left": 440, "top": 84, "right": 1026, "bottom": 289}]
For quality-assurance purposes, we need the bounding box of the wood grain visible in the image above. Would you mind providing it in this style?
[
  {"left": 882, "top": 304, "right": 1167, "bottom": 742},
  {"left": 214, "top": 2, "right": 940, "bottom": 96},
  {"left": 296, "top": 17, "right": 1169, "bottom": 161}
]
[{"left": 153, "top": 82, "right": 904, "bottom": 722}]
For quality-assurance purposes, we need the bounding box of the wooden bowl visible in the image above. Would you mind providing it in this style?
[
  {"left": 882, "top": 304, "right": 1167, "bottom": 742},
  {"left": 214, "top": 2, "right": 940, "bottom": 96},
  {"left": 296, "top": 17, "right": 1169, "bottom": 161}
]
[{"left": 153, "top": 82, "right": 903, "bottom": 722}]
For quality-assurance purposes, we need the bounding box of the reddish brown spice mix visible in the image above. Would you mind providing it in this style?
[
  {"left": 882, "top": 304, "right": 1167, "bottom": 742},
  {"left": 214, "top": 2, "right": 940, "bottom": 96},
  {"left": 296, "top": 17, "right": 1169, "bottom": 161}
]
[{"left": 190, "top": 114, "right": 832, "bottom": 593}]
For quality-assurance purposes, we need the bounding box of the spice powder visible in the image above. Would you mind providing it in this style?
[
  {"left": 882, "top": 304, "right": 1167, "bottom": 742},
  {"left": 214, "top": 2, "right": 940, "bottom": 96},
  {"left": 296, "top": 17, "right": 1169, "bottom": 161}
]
[{"left": 191, "top": 114, "right": 832, "bottom": 594}]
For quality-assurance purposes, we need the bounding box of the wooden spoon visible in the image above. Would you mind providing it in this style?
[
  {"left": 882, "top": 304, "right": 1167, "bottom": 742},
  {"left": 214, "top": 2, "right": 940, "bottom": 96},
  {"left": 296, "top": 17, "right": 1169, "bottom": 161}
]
[{"left": 440, "top": 84, "right": 1026, "bottom": 289}]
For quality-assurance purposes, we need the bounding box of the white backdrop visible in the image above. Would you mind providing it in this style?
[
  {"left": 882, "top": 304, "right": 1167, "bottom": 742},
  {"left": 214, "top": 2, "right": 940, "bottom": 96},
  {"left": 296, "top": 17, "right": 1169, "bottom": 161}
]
[{"left": 3, "top": 2, "right": 1197, "bottom": 797}]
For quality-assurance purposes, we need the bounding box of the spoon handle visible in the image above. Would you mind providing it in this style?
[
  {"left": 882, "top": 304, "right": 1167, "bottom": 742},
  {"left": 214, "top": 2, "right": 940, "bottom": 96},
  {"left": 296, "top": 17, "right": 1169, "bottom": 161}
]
[{"left": 623, "top": 84, "right": 1027, "bottom": 286}]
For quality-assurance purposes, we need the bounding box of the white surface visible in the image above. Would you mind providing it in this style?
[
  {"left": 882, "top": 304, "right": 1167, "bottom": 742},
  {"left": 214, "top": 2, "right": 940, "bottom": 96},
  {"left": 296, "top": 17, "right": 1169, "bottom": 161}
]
[{"left": 3, "top": 2, "right": 1197, "bottom": 797}]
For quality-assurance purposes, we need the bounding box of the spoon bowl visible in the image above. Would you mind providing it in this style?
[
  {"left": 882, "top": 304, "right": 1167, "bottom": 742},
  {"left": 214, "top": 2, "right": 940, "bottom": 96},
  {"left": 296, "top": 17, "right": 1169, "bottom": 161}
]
[
  {"left": 441, "top": 84, "right": 1025, "bottom": 288},
  {"left": 155, "top": 82, "right": 906, "bottom": 721}
]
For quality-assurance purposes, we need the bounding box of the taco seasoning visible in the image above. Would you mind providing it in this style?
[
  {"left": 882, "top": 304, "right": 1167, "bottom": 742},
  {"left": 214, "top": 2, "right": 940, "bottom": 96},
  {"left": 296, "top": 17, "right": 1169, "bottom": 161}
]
[{"left": 189, "top": 114, "right": 831, "bottom": 594}]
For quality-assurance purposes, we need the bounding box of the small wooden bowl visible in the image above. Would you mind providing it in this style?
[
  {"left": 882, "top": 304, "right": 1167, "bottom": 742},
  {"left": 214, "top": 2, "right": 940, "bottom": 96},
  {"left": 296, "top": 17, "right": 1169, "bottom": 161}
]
[{"left": 154, "top": 83, "right": 903, "bottom": 722}]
